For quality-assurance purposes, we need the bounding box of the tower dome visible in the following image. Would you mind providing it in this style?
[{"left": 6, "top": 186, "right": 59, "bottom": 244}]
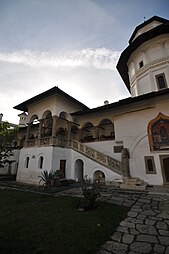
[{"left": 117, "top": 16, "right": 169, "bottom": 97}]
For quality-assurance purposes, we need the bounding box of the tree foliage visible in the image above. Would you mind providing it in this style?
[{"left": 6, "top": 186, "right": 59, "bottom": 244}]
[{"left": 0, "top": 122, "right": 18, "bottom": 168}]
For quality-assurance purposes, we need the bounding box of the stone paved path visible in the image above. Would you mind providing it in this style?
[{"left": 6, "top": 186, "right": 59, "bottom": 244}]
[
  {"left": 1, "top": 181, "right": 169, "bottom": 253},
  {"left": 55, "top": 187, "right": 169, "bottom": 254},
  {"left": 98, "top": 189, "right": 169, "bottom": 254}
]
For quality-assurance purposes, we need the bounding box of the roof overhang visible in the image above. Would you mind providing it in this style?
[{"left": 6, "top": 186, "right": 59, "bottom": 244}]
[
  {"left": 14, "top": 86, "right": 89, "bottom": 112},
  {"left": 71, "top": 88, "right": 169, "bottom": 116},
  {"left": 116, "top": 23, "right": 169, "bottom": 92}
]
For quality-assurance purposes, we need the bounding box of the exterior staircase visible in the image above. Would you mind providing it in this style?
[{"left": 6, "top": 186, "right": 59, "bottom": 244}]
[
  {"left": 67, "top": 139, "right": 122, "bottom": 176},
  {"left": 120, "top": 177, "right": 147, "bottom": 191}
]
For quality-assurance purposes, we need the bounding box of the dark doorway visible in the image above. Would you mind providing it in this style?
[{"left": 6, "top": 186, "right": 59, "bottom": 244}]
[
  {"left": 74, "top": 159, "right": 84, "bottom": 181},
  {"left": 160, "top": 155, "right": 169, "bottom": 183},
  {"left": 60, "top": 160, "right": 66, "bottom": 178}
]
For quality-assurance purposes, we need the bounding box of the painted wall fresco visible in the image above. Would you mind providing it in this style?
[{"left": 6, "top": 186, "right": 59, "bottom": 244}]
[{"left": 148, "top": 113, "right": 169, "bottom": 151}]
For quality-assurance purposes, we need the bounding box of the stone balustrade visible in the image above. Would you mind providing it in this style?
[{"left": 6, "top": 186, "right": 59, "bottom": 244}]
[{"left": 68, "top": 139, "right": 122, "bottom": 174}]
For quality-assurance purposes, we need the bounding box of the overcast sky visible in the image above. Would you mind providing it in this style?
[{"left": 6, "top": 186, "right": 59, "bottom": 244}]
[{"left": 0, "top": 0, "right": 169, "bottom": 123}]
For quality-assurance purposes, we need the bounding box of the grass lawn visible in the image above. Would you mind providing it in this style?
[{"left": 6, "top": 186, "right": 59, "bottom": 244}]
[{"left": 0, "top": 189, "right": 128, "bottom": 254}]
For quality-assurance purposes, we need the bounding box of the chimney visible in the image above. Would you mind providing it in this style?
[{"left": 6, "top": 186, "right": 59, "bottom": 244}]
[
  {"left": 0, "top": 113, "right": 3, "bottom": 122},
  {"left": 104, "top": 100, "right": 109, "bottom": 105}
]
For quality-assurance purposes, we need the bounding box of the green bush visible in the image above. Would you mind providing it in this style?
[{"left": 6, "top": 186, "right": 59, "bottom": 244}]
[
  {"left": 80, "top": 181, "right": 101, "bottom": 211},
  {"left": 38, "top": 170, "right": 53, "bottom": 187}
]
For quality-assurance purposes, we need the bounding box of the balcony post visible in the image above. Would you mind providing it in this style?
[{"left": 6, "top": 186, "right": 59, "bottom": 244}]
[
  {"left": 52, "top": 115, "right": 58, "bottom": 137},
  {"left": 25, "top": 123, "right": 31, "bottom": 141}
]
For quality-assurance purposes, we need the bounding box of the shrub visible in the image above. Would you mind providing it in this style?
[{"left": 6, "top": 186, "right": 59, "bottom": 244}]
[
  {"left": 38, "top": 170, "right": 53, "bottom": 187},
  {"left": 80, "top": 181, "right": 101, "bottom": 211}
]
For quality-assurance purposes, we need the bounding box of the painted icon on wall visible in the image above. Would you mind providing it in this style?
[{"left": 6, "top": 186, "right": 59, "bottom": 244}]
[{"left": 148, "top": 113, "right": 169, "bottom": 151}]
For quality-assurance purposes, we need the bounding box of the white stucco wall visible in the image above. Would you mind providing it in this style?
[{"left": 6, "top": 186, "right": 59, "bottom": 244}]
[
  {"left": 85, "top": 140, "right": 122, "bottom": 161},
  {"left": 115, "top": 100, "right": 169, "bottom": 185},
  {"left": 128, "top": 35, "right": 169, "bottom": 97},
  {"left": 27, "top": 95, "right": 84, "bottom": 123},
  {"left": 16, "top": 146, "right": 54, "bottom": 184},
  {"left": 70, "top": 149, "right": 122, "bottom": 182},
  {"left": 16, "top": 145, "right": 122, "bottom": 185}
]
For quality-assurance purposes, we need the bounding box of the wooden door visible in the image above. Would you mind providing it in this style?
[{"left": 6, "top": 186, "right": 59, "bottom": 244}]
[
  {"left": 160, "top": 155, "right": 169, "bottom": 183},
  {"left": 60, "top": 160, "right": 66, "bottom": 178},
  {"left": 163, "top": 157, "right": 169, "bottom": 182}
]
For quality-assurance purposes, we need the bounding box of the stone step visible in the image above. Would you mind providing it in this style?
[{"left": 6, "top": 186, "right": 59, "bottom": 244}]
[
  {"left": 120, "top": 182, "right": 147, "bottom": 191},
  {"left": 124, "top": 180, "right": 143, "bottom": 185},
  {"left": 120, "top": 177, "right": 147, "bottom": 191}
]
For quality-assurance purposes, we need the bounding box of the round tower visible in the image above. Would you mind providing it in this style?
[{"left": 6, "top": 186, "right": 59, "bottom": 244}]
[{"left": 117, "top": 16, "right": 169, "bottom": 97}]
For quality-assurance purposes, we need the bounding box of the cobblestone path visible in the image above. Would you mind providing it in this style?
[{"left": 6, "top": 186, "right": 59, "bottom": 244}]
[
  {"left": 97, "top": 189, "right": 169, "bottom": 254},
  {"left": 56, "top": 187, "right": 169, "bottom": 254}
]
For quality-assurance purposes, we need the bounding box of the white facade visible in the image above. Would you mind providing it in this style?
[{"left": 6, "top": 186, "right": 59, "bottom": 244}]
[
  {"left": 128, "top": 35, "right": 169, "bottom": 97},
  {"left": 3, "top": 16, "right": 169, "bottom": 187}
]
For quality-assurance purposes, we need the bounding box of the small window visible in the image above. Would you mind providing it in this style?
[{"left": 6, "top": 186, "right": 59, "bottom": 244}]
[
  {"left": 139, "top": 60, "right": 144, "bottom": 68},
  {"left": 25, "top": 157, "right": 30, "bottom": 168},
  {"left": 113, "top": 146, "right": 124, "bottom": 153},
  {"left": 156, "top": 73, "right": 167, "bottom": 90},
  {"left": 145, "top": 156, "right": 156, "bottom": 174},
  {"left": 38, "top": 156, "right": 44, "bottom": 169}
]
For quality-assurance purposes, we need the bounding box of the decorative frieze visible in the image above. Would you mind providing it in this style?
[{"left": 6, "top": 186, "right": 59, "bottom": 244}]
[{"left": 69, "top": 140, "right": 122, "bottom": 174}]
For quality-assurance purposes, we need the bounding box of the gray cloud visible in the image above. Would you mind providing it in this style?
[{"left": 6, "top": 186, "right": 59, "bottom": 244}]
[
  {"left": 0, "top": 47, "right": 130, "bottom": 123},
  {"left": 0, "top": 48, "right": 120, "bottom": 70}
]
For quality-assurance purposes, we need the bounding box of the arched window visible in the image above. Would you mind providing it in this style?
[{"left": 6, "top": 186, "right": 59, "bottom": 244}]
[
  {"left": 98, "top": 119, "right": 114, "bottom": 141},
  {"left": 81, "top": 122, "right": 94, "bottom": 142},
  {"left": 38, "top": 156, "right": 44, "bottom": 169},
  {"left": 25, "top": 157, "right": 30, "bottom": 168}
]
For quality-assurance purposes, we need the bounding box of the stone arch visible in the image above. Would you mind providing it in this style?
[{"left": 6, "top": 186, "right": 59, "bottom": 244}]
[
  {"left": 148, "top": 112, "right": 169, "bottom": 151},
  {"left": 25, "top": 156, "right": 30, "bottom": 168},
  {"left": 74, "top": 159, "right": 84, "bottom": 181},
  {"left": 29, "top": 114, "right": 39, "bottom": 124},
  {"left": 29, "top": 114, "right": 39, "bottom": 139},
  {"left": 59, "top": 111, "right": 69, "bottom": 121},
  {"left": 98, "top": 118, "right": 115, "bottom": 140},
  {"left": 93, "top": 170, "right": 105, "bottom": 183},
  {"left": 42, "top": 110, "right": 52, "bottom": 119},
  {"left": 81, "top": 122, "right": 94, "bottom": 142},
  {"left": 38, "top": 156, "right": 44, "bottom": 169}
]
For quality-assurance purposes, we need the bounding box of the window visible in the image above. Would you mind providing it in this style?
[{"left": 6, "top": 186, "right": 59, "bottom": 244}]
[
  {"left": 113, "top": 146, "right": 124, "bottom": 153},
  {"left": 145, "top": 156, "right": 156, "bottom": 174},
  {"left": 38, "top": 156, "right": 44, "bottom": 169},
  {"left": 139, "top": 60, "right": 144, "bottom": 68},
  {"left": 156, "top": 73, "right": 167, "bottom": 90},
  {"left": 25, "top": 157, "right": 30, "bottom": 168}
]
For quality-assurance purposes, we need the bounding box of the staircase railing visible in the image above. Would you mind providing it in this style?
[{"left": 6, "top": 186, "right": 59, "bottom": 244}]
[{"left": 67, "top": 140, "right": 122, "bottom": 175}]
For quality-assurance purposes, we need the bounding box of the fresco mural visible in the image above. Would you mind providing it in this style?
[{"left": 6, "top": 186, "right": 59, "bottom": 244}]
[{"left": 148, "top": 113, "right": 169, "bottom": 151}]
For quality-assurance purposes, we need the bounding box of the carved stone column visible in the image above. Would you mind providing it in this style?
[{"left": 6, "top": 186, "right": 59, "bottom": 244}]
[
  {"left": 38, "top": 119, "right": 43, "bottom": 139},
  {"left": 78, "top": 128, "right": 83, "bottom": 142},
  {"left": 52, "top": 115, "right": 58, "bottom": 137},
  {"left": 25, "top": 123, "right": 31, "bottom": 141},
  {"left": 67, "top": 121, "right": 72, "bottom": 141},
  {"left": 94, "top": 126, "right": 99, "bottom": 141}
]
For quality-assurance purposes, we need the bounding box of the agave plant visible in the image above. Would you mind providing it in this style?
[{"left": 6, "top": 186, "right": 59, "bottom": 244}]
[{"left": 39, "top": 170, "right": 53, "bottom": 187}]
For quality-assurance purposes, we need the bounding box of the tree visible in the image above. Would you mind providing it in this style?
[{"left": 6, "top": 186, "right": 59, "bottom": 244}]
[{"left": 0, "top": 122, "right": 18, "bottom": 169}]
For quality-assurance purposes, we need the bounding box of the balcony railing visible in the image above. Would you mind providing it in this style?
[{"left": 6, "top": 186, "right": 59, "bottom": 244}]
[
  {"left": 25, "top": 137, "right": 66, "bottom": 147},
  {"left": 68, "top": 140, "right": 122, "bottom": 174}
]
